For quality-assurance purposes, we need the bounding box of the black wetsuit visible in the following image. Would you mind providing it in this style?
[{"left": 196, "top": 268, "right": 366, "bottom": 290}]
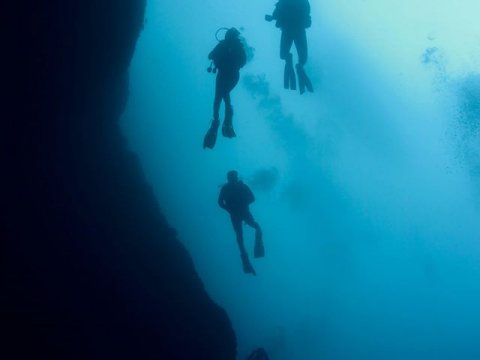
[
  {"left": 208, "top": 38, "right": 247, "bottom": 123},
  {"left": 218, "top": 180, "right": 260, "bottom": 255},
  {"left": 272, "top": 0, "right": 311, "bottom": 65}
]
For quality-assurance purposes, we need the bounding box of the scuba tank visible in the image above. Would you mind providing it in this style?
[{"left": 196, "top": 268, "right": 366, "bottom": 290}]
[
  {"left": 207, "top": 27, "right": 253, "bottom": 72},
  {"left": 206, "top": 27, "right": 229, "bottom": 74}
]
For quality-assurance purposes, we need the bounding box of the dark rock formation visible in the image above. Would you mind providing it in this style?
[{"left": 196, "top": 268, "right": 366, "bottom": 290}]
[{"left": 2, "top": 1, "right": 236, "bottom": 359}]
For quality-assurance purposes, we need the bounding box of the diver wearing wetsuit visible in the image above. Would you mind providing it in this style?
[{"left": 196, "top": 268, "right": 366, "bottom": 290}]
[
  {"left": 218, "top": 170, "right": 264, "bottom": 275},
  {"left": 206, "top": 28, "right": 247, "bottom": 144},
  {"left": 266, "top": 0, "right": 313, "bottom": 93}
]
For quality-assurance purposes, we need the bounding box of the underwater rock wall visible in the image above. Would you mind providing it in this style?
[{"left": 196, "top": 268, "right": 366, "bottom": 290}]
[{"left": 1, "top": 1, "right": 236, "bottom": 359}]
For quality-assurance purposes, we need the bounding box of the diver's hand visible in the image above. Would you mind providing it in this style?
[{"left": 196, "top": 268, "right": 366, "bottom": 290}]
[{"left": 265, "top": 14, "right": 273, "bottom": 22}]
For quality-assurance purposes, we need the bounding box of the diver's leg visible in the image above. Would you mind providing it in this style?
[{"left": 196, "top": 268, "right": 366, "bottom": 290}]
[
  {"left": 232, "top": 215, "right": 256, "bottom": 275},
  {"left": 294, "top": 30, "right": 313, "bottom": 93},
  {"left": 294, "top": 29, "right": 308, "bottom": 66},
  {"left": 222, "top": 72, "right": 239, "bottom": 138},
  {"left": 244, "top": 211, "right": 261, "bottom": 235},
  {"left": 213, "top": 74, "right": 224, "bottom": 121},
  {"left": 231, "top": 215, "right": 246, "bottom": 255},
  {"left": 203, "top": 74, "right": 223, "bottom": 149},
  {"left": 224, "top": 92, "right": 233, "bottom": 126},
  {"left": 222, "top": 98, "right": 236, "bottom": 137},
  {"left": 280, "top": 30, "right": 294, "bottom": 61},
  {"left": 244, "top": 211, "right": 264, "bottom": 258},
  {"left": 280, "top": 31, "right": 296, "bottom": 90}
]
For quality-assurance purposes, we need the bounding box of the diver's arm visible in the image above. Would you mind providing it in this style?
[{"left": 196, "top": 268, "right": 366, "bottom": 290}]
[
  {"left": 265, "top": 2, "right": 280, "bottom": 21},
  {"left": 208, "top": 49, "right": 215, "bottom": 60},
  {"left": 208, "top": 43, "right": 221, "bottom": 60}
]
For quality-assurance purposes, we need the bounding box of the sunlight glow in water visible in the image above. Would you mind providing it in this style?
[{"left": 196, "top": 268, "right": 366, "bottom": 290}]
[{"left": 123, "top": 1, "right": 480, "bottom": 358}]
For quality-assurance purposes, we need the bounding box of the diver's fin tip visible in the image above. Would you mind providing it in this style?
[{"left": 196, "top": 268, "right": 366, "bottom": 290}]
[
  {"left": 203, "top": 120, "right": 220, "bottom": 149},
  {"left": 222, "top": 124, "right": 237, "bottom": 138}
]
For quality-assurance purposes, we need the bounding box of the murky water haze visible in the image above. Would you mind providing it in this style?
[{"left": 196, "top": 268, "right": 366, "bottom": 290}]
[{"left": 123, "top": 1, "right": 480, "bottom": 358}]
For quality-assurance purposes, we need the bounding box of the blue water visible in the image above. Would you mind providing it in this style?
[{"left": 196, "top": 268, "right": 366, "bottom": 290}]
[{"left": 122, "top": 1, "right": 480, "bottom": 359}]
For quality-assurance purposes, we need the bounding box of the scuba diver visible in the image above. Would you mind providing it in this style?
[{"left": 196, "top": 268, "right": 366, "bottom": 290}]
[
  {"left": 203, "top": 27, "right": 247, "bottom": 149},
  {"left": 265, "top": 0, "right": 314, "bottom": 94},
  {"left": 218, "top": 170, "right": 264, "bottom": 275},
  {"left": 247, "top": 347, "right": 270, "bottom": 360}
]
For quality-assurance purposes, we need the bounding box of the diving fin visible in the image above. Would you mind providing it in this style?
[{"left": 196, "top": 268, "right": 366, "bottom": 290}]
[
  {"left": 284, "top": 54, "right": 296, "bottom": 90},
  {"left": 297, "top": 66, "right": 306, "bottom": 94},
  {"left": 304, "top": 72, "right": 313, "bottom": 93},
  {"left": 283, "top": 61, "right": 290, "bottom": 90},
  {"left": 222, "top": 123, "right": 236, "bottom": 138},
  {"left": 296, "top": 64, "right": 313, "bottom": 94},
  {"left": 254, "top": 232, "right": 264, "bottom": 258},
  {"left": 203, "top": 119, "right": 220, "bottom": 149},
  {"left": 289, "top": 64, "right": 297, "bottom": 90},
  {"left": 241, "top": 253, "right": 256, "bottom": 275}
]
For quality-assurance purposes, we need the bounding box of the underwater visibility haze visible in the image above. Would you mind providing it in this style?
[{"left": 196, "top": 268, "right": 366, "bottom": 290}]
[{"left": 122, "top": 0, "right": 480, "bottom": 359}]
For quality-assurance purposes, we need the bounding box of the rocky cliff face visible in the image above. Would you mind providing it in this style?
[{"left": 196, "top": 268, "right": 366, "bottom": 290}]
[{"left": 1, "top": 1, "right": 236, "bottom": 359}]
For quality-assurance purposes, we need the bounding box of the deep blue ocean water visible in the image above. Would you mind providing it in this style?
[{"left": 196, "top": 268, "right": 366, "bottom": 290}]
[{"left": 122, "top": 1, "right": 480, "bottom": 358}]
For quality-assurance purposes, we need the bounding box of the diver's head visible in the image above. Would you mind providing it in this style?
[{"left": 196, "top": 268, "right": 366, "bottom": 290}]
[
  {"left": 227, "top": 170, "right": 239, "bottom": 183},
  {"left": 225, "top": 27, "right": 240, "bottom": 41}
]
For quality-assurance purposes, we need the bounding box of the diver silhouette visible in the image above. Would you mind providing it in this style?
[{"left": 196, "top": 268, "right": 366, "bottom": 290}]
[
  {"left": 218, "top": 170, "right": 264, "bottom": 275},
  {"left": 266, "top": 0, "right": 313, "bottom": 94},
  {"left": 247, "top": 347, "right": 270, "bottom": 360},
  {"left": 203, "top": 28, "right": 247, "bottom": 149}
]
